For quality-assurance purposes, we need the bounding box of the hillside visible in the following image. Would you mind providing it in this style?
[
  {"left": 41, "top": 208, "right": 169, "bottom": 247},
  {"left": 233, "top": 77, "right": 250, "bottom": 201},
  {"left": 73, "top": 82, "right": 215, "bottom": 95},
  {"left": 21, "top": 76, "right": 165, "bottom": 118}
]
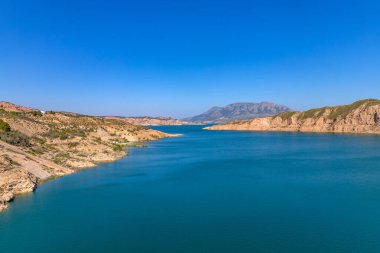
[
  {"left": 105, "top": 116, "right": 195, "bottom": 126},
  {"left": 0, "top": 101, "right": 34, "bottom": 112},
  {"left": 206, "top": 99, "right": 380, "bottom": 133},
  {"left": 184, "top": 102, "right": 292, "bottom": 123},
  {"left": 0, "top": 102, "right": 176, "bottom": 211}
]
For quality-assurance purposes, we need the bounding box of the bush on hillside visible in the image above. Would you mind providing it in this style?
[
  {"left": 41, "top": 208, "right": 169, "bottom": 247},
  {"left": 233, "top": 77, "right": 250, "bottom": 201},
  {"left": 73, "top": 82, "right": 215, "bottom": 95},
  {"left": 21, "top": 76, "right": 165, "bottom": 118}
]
[
  {"left": 112, "top": 144, "right": 124, "bottom": 152},
  {"left": 0, "top": 119, "right": 11, "bottom": 132},
  {"left": 29, "top": 110, "right": 43, "bottom": 117},
  {"left": 43, "top": 128, "right": 87, "bottom": 140},
  {"left": 0, "top": 131, "right": 31, "bottom": 147}
]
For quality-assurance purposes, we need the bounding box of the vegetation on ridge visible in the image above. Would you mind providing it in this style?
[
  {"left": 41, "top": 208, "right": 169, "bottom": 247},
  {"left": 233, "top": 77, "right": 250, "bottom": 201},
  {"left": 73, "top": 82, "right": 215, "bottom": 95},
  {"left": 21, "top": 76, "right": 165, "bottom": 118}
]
[
  {"left": 0, "top": 119, "right": 31, "bottom": 147},
  {"left": 272, "top": 99, "right": 380, "bottom": 121},
  {"left": 0, "top": 119, "right": 11, "bottom": 132},
  {"left": 0, "top": 101, "right": 170, "bottom": 168},
  {"left": 0, "top": 131, "right": 31, "bottom": 147},
  {"left": 327, "top": 99, "right": 380, "bottom": 120},
  {"left": 272, "top": 111, "right": 298, "bottom": 120}
]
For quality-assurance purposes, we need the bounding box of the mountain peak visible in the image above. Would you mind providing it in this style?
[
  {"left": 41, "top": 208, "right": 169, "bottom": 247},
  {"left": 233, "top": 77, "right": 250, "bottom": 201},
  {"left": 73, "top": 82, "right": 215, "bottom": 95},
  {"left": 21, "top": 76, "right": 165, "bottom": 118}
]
[{"left": 184, "top": 102, "right": 292, "bottom": 123}]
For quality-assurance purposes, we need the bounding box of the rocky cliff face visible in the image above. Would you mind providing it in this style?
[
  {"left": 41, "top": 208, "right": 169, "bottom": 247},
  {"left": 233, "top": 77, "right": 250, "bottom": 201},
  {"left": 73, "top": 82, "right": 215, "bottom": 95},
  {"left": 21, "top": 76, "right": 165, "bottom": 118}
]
[
  {"left": 185, "top": 102, "right": 292, "bottom": 123},
  {"left": 0, "top": 141, "right": 71, "bottom": 211},
  {"left": 0, "top": 102, "right": 177, "bottom": 211},
  {"left": 206, "top": 99, "right": 380, "bottom": 134}
]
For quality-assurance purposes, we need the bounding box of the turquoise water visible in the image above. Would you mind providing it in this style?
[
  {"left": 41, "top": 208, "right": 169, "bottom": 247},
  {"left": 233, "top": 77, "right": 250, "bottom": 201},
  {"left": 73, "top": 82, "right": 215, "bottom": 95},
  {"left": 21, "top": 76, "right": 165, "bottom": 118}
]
[{"left": 2, "top": 125, "right": 380, "bottom": 252}]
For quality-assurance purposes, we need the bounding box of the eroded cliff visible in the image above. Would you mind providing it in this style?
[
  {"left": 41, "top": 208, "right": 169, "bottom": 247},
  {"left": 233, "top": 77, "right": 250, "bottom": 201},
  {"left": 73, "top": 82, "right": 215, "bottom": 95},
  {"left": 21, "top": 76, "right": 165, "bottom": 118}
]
[{"left": 206, "top": 99, "right": 380, "bottom": 134}]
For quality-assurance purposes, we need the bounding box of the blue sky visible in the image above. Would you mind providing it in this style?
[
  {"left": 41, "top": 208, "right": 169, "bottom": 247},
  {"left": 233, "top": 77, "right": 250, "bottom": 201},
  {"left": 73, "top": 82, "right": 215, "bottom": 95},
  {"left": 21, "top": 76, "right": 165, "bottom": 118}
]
[{"left": 1, "top": 0, "right": 380, "bottom": 118}]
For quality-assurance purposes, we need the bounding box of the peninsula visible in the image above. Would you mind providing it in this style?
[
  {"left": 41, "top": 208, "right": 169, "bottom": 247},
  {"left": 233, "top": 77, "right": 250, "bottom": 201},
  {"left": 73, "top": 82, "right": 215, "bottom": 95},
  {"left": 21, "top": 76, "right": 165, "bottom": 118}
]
[
  {"left": 206, "top": 99, "right": 380, "bottom": 134},
  {"left": 0, "top": 102, "right": 177, "bottom": 211}
]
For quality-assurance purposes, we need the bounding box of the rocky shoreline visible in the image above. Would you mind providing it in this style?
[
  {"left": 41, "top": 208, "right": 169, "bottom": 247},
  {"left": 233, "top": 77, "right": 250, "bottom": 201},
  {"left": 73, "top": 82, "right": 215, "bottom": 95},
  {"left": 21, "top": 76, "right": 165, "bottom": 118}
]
[
  {"left": 206, "top": 99, "right": 380, "bottom": 134},
  {"left": 0, "top": 136, "right": 178, "bottom": 212},
  {"left": 0, "top": 102, "right": 179, "bottom": 212}
]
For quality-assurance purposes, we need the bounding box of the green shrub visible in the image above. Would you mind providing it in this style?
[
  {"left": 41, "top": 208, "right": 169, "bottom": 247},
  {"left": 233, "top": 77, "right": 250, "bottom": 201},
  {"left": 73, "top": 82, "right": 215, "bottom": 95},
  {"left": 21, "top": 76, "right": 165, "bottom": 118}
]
[
  {"left": 29, "top": 147, "right": 44, "bottom": 155},
  {"left": 29, "top": 110, "right": 43, "bottom": 117},
  {"left": 0, "top": 119, "right": 11, "bottom": 132},
  {"left": 32, "top": 137, "right": 46, "bottom": 144},
  {"left": 59, "top": 133, "right": 69, "bottom": 140},
  {"left": 0, "top": 131, "right": 31, "bottom": 147},
  {"left": 43, "top": 130, "right": 66, "bottom": 139},
  {"left": 112, "top": 144, "right": 123, "bottom": 152},
  {"left": 273, "top": 111, "right": 298, "bottom": 120},
  {"left": 9, "top": 111, "right": 22, "bottom": 117},
  {"left": 68, "top": 142, "right": 79, "bottom": 148},
  {"left": 53, "top": 152, "right": 72, "bottom": 165},
  {"left": 43, "top": 128, "right": 87, "bottom": 140}
]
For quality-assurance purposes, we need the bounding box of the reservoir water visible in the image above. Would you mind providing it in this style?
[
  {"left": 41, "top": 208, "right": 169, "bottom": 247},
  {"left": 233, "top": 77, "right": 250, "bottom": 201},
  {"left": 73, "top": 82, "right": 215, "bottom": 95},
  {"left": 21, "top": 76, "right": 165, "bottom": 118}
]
[{"left": 1, "top": 125, "right": 380, "bottom": 253}]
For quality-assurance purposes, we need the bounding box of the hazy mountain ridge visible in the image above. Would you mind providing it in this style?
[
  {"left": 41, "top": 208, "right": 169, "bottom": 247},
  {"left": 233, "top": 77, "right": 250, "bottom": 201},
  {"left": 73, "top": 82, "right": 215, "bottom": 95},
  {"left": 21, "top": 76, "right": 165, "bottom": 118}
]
[{"left": 184, "top": 102, "right": 292, "bottom": 123}]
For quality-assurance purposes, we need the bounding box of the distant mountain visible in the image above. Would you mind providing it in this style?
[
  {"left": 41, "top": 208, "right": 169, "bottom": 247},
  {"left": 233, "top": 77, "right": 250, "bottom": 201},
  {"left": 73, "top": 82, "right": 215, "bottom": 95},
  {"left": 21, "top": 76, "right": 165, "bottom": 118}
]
[
  {"left": 184, "top": 102, "right": 292, "bottom": 123},
  {"left": 104, "top": 116, "right": 197, "bottom": 126}
]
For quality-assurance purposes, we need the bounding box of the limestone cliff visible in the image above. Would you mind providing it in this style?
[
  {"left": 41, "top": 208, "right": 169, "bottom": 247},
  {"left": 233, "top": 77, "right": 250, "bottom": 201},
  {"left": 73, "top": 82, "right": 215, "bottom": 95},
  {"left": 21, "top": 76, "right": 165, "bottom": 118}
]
[{"left": 206, "top": 99, "right": 380, "bottom": 134}]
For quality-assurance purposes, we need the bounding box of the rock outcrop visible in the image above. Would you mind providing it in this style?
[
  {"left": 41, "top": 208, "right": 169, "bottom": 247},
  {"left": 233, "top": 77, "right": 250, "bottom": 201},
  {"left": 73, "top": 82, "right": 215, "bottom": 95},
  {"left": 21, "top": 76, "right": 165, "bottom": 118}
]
[
  {"left": 0, "top": 141, "right": 71, "bottom": 211},
  {"left": 206, "top": 99, "right": 380, "bottom": 134}
]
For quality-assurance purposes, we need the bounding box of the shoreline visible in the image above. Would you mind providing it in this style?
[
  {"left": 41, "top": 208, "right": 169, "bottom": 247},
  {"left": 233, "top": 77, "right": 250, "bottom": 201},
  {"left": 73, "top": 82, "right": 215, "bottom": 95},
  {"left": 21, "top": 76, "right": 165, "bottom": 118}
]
[
  {"left": 205, "top": 99, "right": 380, "bottom": 135},
  {"left": 204, "top": 127, "right": 380, "bottom": 135},
  {"left": 0, "top": 133, "right": 181, "bottom": 212}
]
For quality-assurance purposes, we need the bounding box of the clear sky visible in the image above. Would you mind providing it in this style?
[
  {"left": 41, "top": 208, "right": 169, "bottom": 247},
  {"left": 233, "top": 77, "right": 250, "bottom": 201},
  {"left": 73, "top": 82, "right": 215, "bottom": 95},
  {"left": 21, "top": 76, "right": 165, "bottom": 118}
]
[{"left": 1, "top": 0, "right": 380, "bottom": 118}]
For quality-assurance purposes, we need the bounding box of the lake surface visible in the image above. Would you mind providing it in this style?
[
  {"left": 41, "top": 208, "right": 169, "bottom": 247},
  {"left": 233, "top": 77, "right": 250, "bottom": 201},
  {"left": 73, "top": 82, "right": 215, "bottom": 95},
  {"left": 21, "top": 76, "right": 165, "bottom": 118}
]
[{"left": 2, "top": 125, "right": 380, "bottom": 253}]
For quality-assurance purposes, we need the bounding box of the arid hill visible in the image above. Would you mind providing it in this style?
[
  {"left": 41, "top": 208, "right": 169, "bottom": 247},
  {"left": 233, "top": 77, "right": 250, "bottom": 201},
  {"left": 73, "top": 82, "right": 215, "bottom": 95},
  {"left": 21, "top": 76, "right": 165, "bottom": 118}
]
[
  {"left": 0, "top": 101, "right": 34, "bottom": 112},
  {"left": 0, "top": 102, "right": 176, "bottom": 211},
  {"left": 206, "top": 99, "right": 380, "bottom": 134}
]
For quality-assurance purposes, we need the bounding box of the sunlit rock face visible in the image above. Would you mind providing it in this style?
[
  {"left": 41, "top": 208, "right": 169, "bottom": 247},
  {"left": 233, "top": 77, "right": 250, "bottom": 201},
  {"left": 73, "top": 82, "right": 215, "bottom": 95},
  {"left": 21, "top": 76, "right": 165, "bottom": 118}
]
[{"left": 206, "top": 99, "right": 380, "bottom": 134}]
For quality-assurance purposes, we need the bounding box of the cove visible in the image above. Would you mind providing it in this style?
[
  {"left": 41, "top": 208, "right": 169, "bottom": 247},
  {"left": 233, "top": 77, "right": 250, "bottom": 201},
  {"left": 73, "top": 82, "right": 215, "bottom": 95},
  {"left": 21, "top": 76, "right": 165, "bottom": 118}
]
[{"left": 1, "top": 125, "right": 380, "bottom": 253}]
